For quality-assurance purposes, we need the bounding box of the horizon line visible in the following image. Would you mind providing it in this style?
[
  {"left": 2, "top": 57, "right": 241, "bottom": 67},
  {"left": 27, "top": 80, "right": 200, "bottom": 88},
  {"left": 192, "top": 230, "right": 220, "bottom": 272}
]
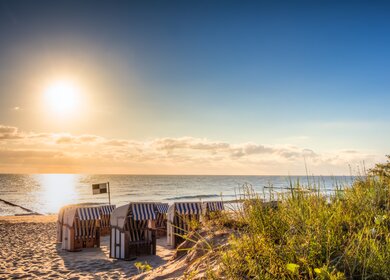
[{"left": 0, "top": 172, "right": 359, "bottom": 177}]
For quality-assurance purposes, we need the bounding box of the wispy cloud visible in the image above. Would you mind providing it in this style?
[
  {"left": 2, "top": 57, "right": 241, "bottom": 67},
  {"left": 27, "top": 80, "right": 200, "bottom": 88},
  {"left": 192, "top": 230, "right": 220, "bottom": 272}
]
[
  {"left": 0, "top": 124, "right": 382, "bottom": 175},
  {"left": 55, "top": 134, "right": 101, "bottom": 144},
  {"left": 0, "top": 125, "right": 22, "bottom": 140}
]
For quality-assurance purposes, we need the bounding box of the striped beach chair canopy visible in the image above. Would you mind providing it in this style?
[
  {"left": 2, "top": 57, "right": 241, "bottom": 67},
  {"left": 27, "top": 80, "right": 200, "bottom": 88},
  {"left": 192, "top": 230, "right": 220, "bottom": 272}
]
[
  {"left": 99, "top": 205, "right": 116, "bottom": 215},
  {"left": 131, "top": 203, "right": 156, "bottom": 221},
  {"left": 175, "top": 202, "right": 202, "bottom": 215},
  {"left": 155, "top": 203, "right": 169, "bottom": 214},
  {"left": 204, "top": 201, "right": 224, "bottom": 212},
  {"left": 76, "top": 207, "right": 101, "bottom": 221}
]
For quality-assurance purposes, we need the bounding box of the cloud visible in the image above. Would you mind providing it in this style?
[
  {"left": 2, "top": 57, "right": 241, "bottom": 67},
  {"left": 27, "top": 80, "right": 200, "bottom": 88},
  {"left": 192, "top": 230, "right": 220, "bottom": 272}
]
[
  {"left": 0, "top": 124, "right": 382, "bottom": 175},
  {"left": 54, "top": 134, "right": 101, "bottom": 144},
  {"left": 55, "top": 135, "right": 74, "bottom": 144},
  {"left": 0, "top": 148, "right": 65, "bottom": 160},
  {"left": 104, "top": 139, "right": 129, "bottom": 146},
  {"left": 0, "top": 125, "right": 22, "bottom": 140},
  {"left": 0, "top": 125, "right": 18, "bottom": 134},
  {"left": 152, "top": 137, "right": 230, "bottom": 152}
]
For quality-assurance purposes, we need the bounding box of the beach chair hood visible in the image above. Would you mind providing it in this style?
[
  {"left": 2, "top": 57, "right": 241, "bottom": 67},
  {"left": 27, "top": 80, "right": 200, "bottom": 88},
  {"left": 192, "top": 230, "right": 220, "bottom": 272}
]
[
  {"left": 63, "top": 208, "right": 77, "bottom": 227},
  {"left": 62, "top": 207, "right": 101, "bottom": 227},
  {"left": 58, "top": 205, "right": 77, "bottom": 223},
  {"left": 110, "top": 203, "right": 157, "bottom": 230},
  {"left": 175, "top": 202, "right": 202, "bottom": 215},
  {"left": 155, "top": 203, "right": 169, "bottom": 214},
  {"left": 58, "top": 207, "right": 65, "bottom": 223},
  {"left": 131, "top": 203, "right": 156, "bottom": 221},
  {"left": 203, "top": 201, "right": 224, "bottom": 211},
  {"left": 76, "top": 207, "right": 101, "bottom": 220},
  {"left": 99, "top": 205, "right": 116, "bottom": 215},
  {"left": 110, "top": 204, "right": 130, "bottom": 229}
]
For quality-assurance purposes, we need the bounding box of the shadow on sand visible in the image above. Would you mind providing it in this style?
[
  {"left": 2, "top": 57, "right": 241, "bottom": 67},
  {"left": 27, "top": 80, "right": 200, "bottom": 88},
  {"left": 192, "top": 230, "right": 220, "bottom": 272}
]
[{"left": 56, "top": 235, "right": 173, "bottom": 278}]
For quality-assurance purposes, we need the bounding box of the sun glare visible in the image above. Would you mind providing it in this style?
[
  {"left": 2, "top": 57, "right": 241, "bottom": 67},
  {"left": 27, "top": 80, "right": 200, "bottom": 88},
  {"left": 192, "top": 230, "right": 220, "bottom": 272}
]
[
  {"left": 36, "top": 174, "right": 79, "bottom": 213},
  {"left": 44, "top": 80, "right": 81, "bottom": 115}
]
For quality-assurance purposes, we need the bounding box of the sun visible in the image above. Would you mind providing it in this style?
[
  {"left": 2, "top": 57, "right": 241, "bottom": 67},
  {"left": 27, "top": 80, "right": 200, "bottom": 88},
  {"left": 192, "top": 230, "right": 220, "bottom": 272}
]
[{"left": 44, "top": 80, "right": 80, "bottom": 115}]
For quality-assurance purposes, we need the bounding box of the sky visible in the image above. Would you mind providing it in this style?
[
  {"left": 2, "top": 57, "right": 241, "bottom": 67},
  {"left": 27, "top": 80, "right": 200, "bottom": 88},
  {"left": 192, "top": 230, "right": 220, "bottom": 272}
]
[{"left": 0, "top": 0, "right": 389, "bottom": 175}]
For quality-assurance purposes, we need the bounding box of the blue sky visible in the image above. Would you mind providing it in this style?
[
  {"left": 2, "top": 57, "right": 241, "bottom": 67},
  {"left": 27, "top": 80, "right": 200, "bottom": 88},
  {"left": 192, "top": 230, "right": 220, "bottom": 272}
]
[{"left": 0, "top": 1, "right": 389, "bottom": 174}]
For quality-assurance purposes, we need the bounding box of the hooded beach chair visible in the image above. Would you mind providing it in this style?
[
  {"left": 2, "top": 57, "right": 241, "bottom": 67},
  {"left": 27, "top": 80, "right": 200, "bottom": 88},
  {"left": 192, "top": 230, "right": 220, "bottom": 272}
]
[
  {"left": 110, "top": 202, "right": 157, "bottom": 260},
  {"left": 61, "top": 206, "right": 101, "bottom": 251},
  {"left": 98, "top": 205, "right": 116, "bottom": 235},
  {"left": 154, "top": 203, "right": 169, "bottom": 238},
  {"left": 167, "top": 202, "right": 202, "bottom": 248},
  {"left": 201, "top": 201, "right": 224, "bottom": 220}
]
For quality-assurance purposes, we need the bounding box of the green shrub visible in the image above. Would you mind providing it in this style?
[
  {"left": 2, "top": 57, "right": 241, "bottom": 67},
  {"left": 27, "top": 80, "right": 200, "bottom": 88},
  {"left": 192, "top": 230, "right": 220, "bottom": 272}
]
[{"left": 134, "top": 261, "right": 152, "bottom": 274}]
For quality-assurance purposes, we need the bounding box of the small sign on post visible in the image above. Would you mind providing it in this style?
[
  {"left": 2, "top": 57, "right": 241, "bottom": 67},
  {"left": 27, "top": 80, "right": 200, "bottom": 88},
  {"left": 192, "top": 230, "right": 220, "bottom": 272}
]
[{"left": 92, "top": 182, "right": 111, "bottom": 205}]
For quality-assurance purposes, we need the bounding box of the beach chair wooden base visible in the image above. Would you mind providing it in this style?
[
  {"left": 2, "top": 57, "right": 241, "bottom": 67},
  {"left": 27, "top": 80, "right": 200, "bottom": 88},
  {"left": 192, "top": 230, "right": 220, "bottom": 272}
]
[
  {"left": 110, "top": 228, "right": 156, "bottom": 260},
  {"left": 128, "top": 239, "right": 156, "bottom": 257},
  {"left": 101, "top": 227, "right": 110, "bottom": 236},
  {"left": 70, "top": 237, "right": 100, "bottom": 251}
]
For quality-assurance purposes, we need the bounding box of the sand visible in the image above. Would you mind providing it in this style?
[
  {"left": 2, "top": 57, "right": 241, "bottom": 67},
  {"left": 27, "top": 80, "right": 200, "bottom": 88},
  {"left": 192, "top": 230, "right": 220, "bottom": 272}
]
[{"left": 0, "top": 215, "right": 174, "bottom": 279}]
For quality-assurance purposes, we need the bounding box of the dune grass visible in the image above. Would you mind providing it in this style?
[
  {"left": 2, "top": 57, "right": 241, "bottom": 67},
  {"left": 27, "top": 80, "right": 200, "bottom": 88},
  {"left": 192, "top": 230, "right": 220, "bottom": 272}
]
[{"left": 211, "top": 169, "right": 390, "bottom": 279}]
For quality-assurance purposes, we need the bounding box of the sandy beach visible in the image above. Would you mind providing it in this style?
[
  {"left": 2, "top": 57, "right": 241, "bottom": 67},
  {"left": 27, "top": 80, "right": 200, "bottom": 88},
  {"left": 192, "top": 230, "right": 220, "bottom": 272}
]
[{"left": 0, "top": 215, "right": 174, "bottom": 279}]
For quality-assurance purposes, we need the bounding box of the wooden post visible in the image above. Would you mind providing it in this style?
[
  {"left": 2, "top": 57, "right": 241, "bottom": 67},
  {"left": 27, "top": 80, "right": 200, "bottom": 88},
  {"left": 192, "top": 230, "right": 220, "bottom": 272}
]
[{"left": 108, "top": 181, "right": 111, "bottom": 205}]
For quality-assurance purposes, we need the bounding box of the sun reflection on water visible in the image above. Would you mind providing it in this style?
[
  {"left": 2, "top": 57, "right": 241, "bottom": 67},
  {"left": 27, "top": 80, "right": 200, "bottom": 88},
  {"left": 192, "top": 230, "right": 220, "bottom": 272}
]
[{"left": 35, "top": 174, "right": 79, "bottom": 213}]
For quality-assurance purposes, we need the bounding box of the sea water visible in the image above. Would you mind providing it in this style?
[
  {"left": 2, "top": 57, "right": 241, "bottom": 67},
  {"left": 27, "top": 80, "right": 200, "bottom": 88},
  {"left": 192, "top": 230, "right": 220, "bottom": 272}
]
[{"left": 0, "top": 174, "right": 354, "bottom": 216}]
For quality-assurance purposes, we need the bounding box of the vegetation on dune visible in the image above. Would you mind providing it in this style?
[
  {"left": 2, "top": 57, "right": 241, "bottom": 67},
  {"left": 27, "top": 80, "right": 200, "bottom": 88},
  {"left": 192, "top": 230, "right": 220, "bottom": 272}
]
[{"left": 198, "top": 156, "right": 390, "bottom": 279}]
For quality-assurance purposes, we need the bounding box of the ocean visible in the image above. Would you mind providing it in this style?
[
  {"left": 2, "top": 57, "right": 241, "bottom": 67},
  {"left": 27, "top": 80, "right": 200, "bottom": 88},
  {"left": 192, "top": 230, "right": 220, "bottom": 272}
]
[{"left": 0, "top": 174, "right": 355, "bottom": 216}]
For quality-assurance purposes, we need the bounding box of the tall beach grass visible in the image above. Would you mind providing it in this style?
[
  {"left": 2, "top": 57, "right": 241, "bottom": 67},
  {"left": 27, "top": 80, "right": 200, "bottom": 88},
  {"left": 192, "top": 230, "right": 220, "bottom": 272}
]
[{"left": 211, "top": 165, "right": 390, "bottom": 279}]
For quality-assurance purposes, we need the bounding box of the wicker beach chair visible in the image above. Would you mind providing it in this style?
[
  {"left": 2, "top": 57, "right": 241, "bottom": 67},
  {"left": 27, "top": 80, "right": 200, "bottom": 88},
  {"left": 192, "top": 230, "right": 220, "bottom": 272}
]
[
  {"left": 110, "top": 203, "right": 157, "bottom": 260},
  {"left": 98, "top": 205, "right": 116, "bottom": 236},
  {"left": 167, "top": 202, "right": 202, "bottom": 248},
  {"left": 154, "top": 203, "right": 169, "bottom": 238},
  {"left": 201, "top": 201, "right": 224, "bottom": 221},
  {"left": 61, "top": 206, "right": 101, "bottom": 251}
]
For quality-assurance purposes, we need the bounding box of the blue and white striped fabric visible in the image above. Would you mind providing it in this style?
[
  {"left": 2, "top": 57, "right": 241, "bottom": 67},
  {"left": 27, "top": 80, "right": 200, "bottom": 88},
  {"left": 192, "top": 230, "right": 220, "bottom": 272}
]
[
  {"left": 175, "top": 202, "right": 202, "bottom": 215},
  {"left": 76, "top": 207, "right": 101, "bottom": 220},
  {"left": 131, "top": 203, "right": 156, "bottom": 221},
  {"left": 99, "top": 205, "right": 116, "bottom": 215},
  {"left": 155, "top": 203, "right": 169, "bottom": 214},
  {"left": 205, "top": 201, "right": 224, "bottom": 212}
]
